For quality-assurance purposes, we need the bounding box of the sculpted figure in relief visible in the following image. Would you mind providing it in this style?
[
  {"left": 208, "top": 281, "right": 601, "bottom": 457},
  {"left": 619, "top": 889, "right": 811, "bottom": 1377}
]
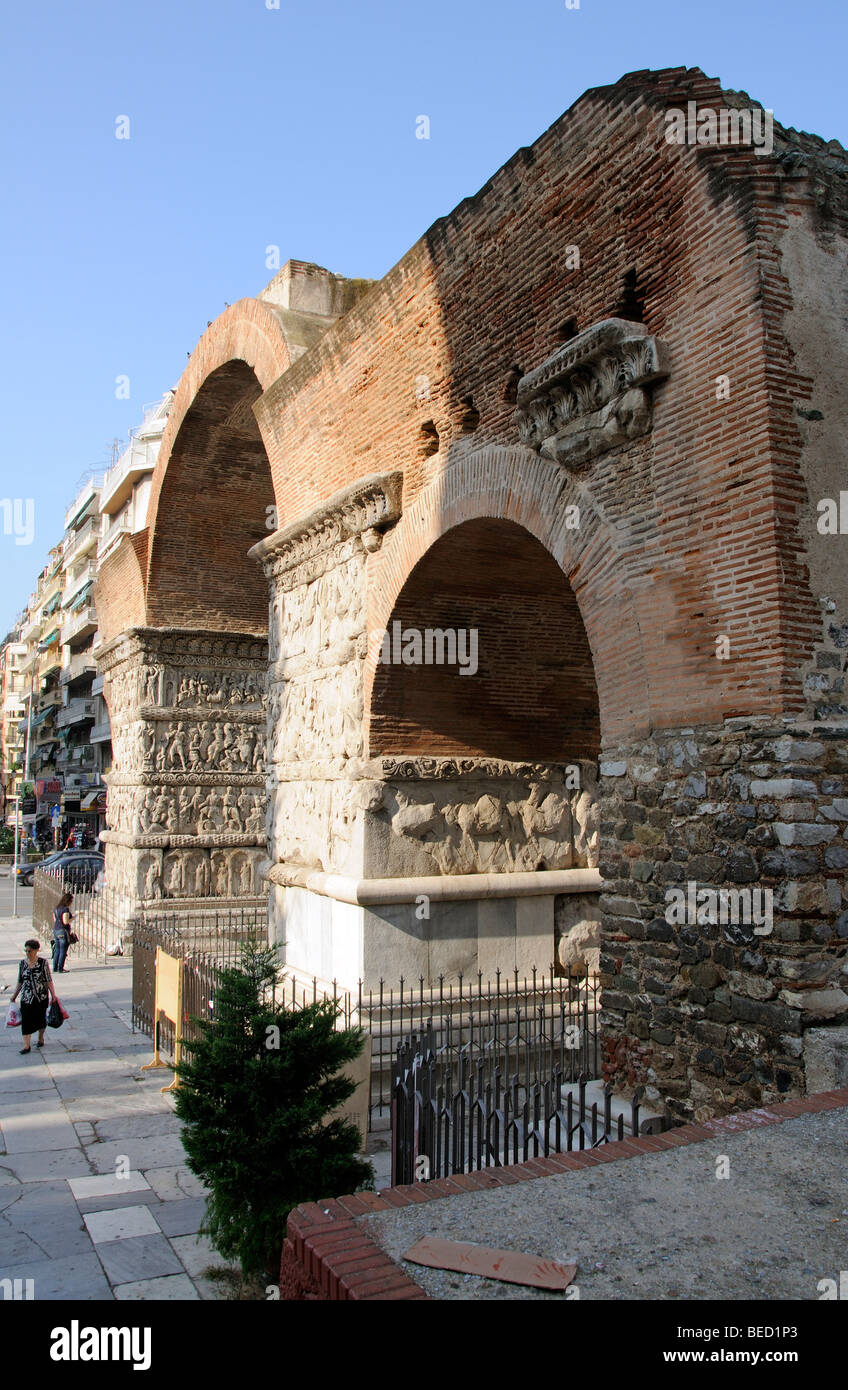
[
  {"left": 143, "top": 857, "right": 162, "bottom": 900},
  {"left": 168, "top": 726, "right": 190, "bottom": 772}
]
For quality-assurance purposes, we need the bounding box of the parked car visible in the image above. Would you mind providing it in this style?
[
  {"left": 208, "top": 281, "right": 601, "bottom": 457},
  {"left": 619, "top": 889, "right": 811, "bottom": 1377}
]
[
  {"left": 14, "top": 851, "right": 65, "bottom": 886},
  {"left": 17, "top": 851, "right": 105, "bottom": 890}
]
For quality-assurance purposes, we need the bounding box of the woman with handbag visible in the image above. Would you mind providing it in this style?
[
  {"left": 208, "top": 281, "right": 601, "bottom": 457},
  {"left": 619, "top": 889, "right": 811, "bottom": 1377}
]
[
  {"left": 9, "top": 939, "right": 59, "bottom": 1055},
  {"left": 52, "top": 891, "right": 74, "bottom": 973}
]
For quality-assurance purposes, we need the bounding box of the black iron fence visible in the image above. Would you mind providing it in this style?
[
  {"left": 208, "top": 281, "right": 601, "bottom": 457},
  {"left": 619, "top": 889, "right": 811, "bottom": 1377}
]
[
  {"left": 355, "top": 969, "right": 601, "bottom": 1124},
  {"left": 392, "top": 1033, "right": 641, "bottom": 1184},
  {"left": 33, "top": 868, "right": 130, "bottom": 960}
]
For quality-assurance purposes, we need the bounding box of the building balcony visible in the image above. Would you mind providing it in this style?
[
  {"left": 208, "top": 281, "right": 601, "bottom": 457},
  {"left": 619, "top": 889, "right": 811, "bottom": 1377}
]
[
  {"left": 60, "top": 652, "right": 97, "bottom": 686},
  {"left": 63, "top": 476, "right": 104, "bottom": 534},
  {"left": 62, "top": 558, "right": 97, "bottom": 602},
  {"left": 91, "top": 673, "right": 105, "bottom": 696},
  {"left": 90, "top": 720, "right": 111, "bottom": 744},
  {"left": 56, "top": 699, "right": 96, "bottom": 729},
  {"left": 62, "top": 516, "right": 98, "bottom": 567},
  {"left": 56, "top": 744, "right": 96, "bottom": 771},
  {"left": 61, "top": 606, "right": 98, "bottom": 646},
  {"left": 19, "top": 645, "right": 40, "bottom": 674}
]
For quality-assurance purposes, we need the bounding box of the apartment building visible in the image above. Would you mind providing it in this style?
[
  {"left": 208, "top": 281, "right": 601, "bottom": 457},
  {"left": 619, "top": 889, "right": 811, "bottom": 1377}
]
[
  {"left": 57, "top": 473, "right": 104, "bottom": 838},
  {"left": 91, "top": 391, "right": 174, "bottom": 786},
  {"left": 4, "top": 392, "right": 174, "bottom": 844},
  {"left": 0, "top": 632, "right": 26, "bottom": 826}
]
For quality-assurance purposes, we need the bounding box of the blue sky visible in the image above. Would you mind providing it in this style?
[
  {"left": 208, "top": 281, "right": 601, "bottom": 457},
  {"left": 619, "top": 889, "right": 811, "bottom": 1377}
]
[{"left": 1, "top": 0, "right": 846, "bottom": 637}]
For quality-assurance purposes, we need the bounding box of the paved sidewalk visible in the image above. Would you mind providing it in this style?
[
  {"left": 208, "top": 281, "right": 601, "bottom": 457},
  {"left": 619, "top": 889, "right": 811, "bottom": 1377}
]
[{"left": 0, "top": 915, "right": 238, "bottom": 1300}]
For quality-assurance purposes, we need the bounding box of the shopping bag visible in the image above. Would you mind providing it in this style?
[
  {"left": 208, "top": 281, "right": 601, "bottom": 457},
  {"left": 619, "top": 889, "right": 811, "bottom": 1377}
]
[
  {"left": 47, "top": 1000, "right": 65, "bottom": 1029},
  {"left": 6, "top": 1003, "right": 21, "bottom": 1028}
]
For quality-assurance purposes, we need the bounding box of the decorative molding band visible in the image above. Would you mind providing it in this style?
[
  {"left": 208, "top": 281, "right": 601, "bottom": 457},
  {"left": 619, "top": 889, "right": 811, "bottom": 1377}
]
[
  {"left": 379, "top": 756, "right": 593, "bottom": 782},
  {"left": 139, "top": 894, "right": 268, "bottom": 912},
  {"left": 105, "top": 772, "right": 265, "bottom": 788},
  {"left": 138, "top": 707, "right": 264, "bottom": 724},
  {"left": 250, "top": 471, "right": 403, "bottom": 578},
  {"left": 100, "top": 830, "right": 264, "bottom": 849},
  {"left": 513, "top": 318, "right": 670, "bottom": 469},
  {"left": 265, "top": 863, "right": 603, "bottom": 905}
]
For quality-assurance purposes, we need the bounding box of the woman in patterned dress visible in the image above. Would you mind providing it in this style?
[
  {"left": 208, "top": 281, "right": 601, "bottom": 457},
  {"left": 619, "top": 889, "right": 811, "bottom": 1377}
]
[{"left": 10, "top": 939, "right": 58, "bottom": 1055}]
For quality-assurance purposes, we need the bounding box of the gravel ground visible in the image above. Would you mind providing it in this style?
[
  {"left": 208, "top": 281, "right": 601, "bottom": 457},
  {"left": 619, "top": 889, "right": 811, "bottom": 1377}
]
[{"left": 362, "top": 1109, "right": 848, "bottom": 1300}]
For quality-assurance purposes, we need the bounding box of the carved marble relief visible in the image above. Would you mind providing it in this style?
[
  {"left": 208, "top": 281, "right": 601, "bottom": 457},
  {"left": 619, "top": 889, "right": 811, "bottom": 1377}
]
[
  {"left": 367, "top": 761, "right": 599, "bottom": 877},
  {"left": 514, "top": 318, "right": 670, "bottom": 470},
  {"left": 96, "top": 628, "right": 268, "bottom": 907},
  {"left": 266, "top": 760, "right": 599, "bottom": 881}
]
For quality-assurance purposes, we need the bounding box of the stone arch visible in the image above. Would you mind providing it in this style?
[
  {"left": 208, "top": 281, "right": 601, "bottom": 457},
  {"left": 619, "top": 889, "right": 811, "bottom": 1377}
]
[
  {"left": 365, "top": 444, "right": 652, "bottom": 747},
  {"left": 145, "top": 299, "right": 292, "bottom": 631},
  {"left": 369, "top": 516, "right": 600, "bottom": 760}
]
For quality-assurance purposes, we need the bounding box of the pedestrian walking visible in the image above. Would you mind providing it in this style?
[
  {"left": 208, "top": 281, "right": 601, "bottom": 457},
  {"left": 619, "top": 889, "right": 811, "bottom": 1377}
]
[
  {"left": 9, "top": 939, "right": 58, "bottom": 1055},
  {"left": 52, "top": 891, "right": 73, "bottom": 973}
]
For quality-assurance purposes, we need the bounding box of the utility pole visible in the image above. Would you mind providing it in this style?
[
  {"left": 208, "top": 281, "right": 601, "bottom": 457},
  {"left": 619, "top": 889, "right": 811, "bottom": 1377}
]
[{"left": 11, "top": 795, "right": 20, "bottom": 918}]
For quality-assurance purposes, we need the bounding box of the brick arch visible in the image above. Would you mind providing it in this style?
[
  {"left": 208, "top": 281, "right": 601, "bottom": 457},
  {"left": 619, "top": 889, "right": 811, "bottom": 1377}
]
[
  {"left": 365, "top": 444, "right": 652, "bottom": 747},
  {"left": 145, "top": 299, "right": 291, "bottom": 632}
]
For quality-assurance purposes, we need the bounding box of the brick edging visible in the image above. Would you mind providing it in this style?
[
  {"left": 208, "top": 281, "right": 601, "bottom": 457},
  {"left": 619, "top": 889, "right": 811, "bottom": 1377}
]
[{"left": 280, "top": 1088, "right": 848, "bottom": 1300}]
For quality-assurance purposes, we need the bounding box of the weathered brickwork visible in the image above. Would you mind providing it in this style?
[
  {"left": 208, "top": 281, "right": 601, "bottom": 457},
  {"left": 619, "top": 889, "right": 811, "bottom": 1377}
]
[{"left": 92, "top": 67, "right": 848, "bottom": 1116}]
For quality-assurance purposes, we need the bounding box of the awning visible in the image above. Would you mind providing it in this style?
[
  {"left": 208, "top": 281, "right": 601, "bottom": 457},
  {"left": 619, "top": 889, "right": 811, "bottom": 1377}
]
[
  {"left": 42, "top": 591, "right": 62, "bottom": 616},
  {"left": 80, "top": 789, "right": 107, "bottom": 811},
  {"left": 38, "top": 629, "right": 60, "bottom": 649},
  {"left": 70, "top": 581, "right": 94, "bottom": 612},
  {"left": 31, "top": 707, "right": 53, "bottom": 728}
]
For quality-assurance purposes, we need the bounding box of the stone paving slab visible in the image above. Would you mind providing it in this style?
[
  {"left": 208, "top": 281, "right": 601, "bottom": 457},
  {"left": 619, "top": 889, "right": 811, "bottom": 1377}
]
[
  {"left": 114, "top": 1272, "right": 200, "bottom": 1300},
  {"left": 93, "top": 1113, "right": 181, "bottom": 1143},
  {"left": 1, "top": 1099, "right": 80, "bottom": 1154},
  {"left": 97, "top": 1233, "right": 184, "bottom": 1284},
  {"left": 0, "top": 1251, "right": 113, "bottom": 1300},
  {"left": 154, "top": 1197, "right": 208, "bottom": 1238},
  {"left": 74, "top": 1190, "right": 166, "bottom": 1216},
  {"left": 85, "top": 1134, "right": 189, "bottom": 1174},
  {"left": 69, "top": 1172, "right": 151, "bottom": 1200},
  {"left": 0, "top": 914, "right": 231, "bottom": 1300},
  {"left": 83, "top": 1203, "right": 162, "bottom": 1243},
  {"left": 0, "top": 1147, "right": 94, "bottom": 1182},
  {"left": 145, "top": 1166, "right": 209, "bottom": 1202},
  {"left": 169, "top": 1232, "right": 227, "bottom": 1278}
]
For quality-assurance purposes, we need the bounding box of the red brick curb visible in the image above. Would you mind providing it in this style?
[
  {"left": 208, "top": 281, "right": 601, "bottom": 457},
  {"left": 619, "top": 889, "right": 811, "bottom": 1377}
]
[{"left": 280, "top": 1088, "right": 848, "bottom": 1300}]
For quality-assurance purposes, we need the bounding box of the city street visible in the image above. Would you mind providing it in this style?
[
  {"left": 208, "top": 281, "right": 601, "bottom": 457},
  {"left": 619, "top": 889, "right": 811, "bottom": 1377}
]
[{"left": 0, "top": 872, "right": 237, "bottom": 1299}]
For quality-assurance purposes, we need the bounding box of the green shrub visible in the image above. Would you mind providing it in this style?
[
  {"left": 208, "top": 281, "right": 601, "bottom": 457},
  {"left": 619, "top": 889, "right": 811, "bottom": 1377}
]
[{"left": 174, "top": 943, "right": 373, "bottom": 1281}]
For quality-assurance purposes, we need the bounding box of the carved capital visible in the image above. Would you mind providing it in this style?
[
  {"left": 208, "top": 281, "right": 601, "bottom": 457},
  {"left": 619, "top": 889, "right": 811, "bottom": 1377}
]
[
  {"left": 250, "top": 471, "right": 403, "bottom": 580},
  {"left": 513, "top": 319, "right": 670, "bottom": 469}
]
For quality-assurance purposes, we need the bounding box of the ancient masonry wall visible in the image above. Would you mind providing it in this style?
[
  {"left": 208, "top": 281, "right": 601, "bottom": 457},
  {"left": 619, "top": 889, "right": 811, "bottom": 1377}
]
[{"left": 597, "top": 719, "right": 848, "bottom": 1122}]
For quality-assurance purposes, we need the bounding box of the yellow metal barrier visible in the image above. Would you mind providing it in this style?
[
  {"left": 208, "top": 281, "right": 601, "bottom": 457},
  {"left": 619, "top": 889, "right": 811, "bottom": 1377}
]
[{"left": 141, "top": 946, "right": 183, "bottom": 1093}]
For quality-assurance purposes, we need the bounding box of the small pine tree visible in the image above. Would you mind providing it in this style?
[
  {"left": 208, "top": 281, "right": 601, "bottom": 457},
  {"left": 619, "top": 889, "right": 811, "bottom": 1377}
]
[{"left": 174, "top": 943, "right": 373, "bottom": 1280}]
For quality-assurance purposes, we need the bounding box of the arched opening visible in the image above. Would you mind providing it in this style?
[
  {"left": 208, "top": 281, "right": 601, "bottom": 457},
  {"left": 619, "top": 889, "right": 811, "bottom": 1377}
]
[
  {"left": 146, "top": 360, "right": 274, "bottom": 632},
  {"left": 370, "top": 517, "right": 600, "bottom": 760}
]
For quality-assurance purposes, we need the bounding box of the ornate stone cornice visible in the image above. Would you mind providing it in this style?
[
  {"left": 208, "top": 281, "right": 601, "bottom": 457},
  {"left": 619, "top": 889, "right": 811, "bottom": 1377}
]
[
  {"left": 95, "top": 628, "right": 268, "bottom": 673},
  {"left": 513, "top": 319, "right": 670, "bottom": 469},
  {"left": 250, "top": 471, "right": 403, "bottom": 580}
]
